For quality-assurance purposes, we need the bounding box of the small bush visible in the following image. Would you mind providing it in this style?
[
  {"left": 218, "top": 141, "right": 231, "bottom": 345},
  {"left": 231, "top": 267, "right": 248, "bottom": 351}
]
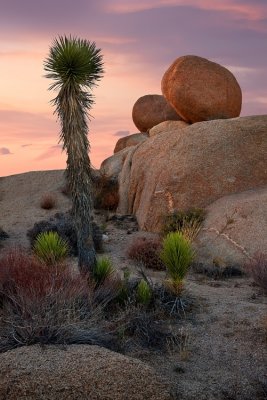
[
  {"left": 245, "top": 253, "right": 267, "bottom": 294},
  {"left": 27, "top": 212, "right": 103, "bottom": 255},
  {"left": 93, "top": 173, "right": 119, "bottom": 211},
  {"left": 161, "top": 208, "right": 205, "bottom": 240},
  {"left": 136, "top": 279, "right": 152, "bottom": 306},
  {"left": 40, "top": 193, "right": 57, "bottom": 210},
  {"left": 0, "top": 248, "right": 113, "bottom": 352},
  {"left": 115, "top": 305, "right": 178, "bottom": 351},
  {"left": 192, "top": 263, "right": 244, "bottom": 279},
  {"left": 0, "top": 248, "right": 50, "bottom": 304},
  {"left": 33, "top": 231, "right": 69, "bottom": 265},
  {"left": 0, "top": 248, "right": 194, "bottom": 355},
  {"left": 160, "top": 232, "right": 194, "bottom": 295},
  {"left": 93, "top": 256, "right": 115, "bottom": 285},
  {"left": 114, "top": 269, "right": 132, "bottom": 306},
  {"left": 127, "top": 237, "right": 164, "bottom": 270}
]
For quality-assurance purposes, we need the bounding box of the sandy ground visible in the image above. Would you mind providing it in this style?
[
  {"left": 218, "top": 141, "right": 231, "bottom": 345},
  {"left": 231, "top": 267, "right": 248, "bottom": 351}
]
[{"left": 0, "top": 170, "right": 266, "bottom": 400}]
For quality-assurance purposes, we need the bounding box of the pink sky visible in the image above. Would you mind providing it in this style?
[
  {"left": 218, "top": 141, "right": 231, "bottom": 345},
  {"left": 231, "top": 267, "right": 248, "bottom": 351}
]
[{"left": 0, "top": 0, "right": 266, "bottom": 177}]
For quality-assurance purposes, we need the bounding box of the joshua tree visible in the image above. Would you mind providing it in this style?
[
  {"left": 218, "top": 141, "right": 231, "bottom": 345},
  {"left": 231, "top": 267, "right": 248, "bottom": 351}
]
[{"left": 44, "top": 35, "right": 104, "bottom": 272}]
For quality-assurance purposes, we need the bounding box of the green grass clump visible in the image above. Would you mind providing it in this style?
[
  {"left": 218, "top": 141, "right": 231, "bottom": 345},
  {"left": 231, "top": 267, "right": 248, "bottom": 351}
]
[
  {"left": 136, "top": 279, "right": 152, "bottom": 306},
  {"left": 161, "top": 208, "right": 205, "bottom": 241},
  {"left": 93, "top": 256, "right": 114, "bottom": 285},
  {"left": 160, "top": 232, "right": 194, "bottom": 295},
  {"left": 33, "top": 231, "right": 69, "bottom": 265}
]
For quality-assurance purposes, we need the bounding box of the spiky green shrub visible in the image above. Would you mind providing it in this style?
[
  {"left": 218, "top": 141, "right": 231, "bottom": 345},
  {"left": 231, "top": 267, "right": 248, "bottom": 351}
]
[
  {"left": 33, "top": 231, "right": 69, "bottom": 265},
  {"left": 161, "top": 208, "right": 205, "bottom": 241},
  {"left": 27, "top": 213, "right": 103, "bottom": 256},
  {"left": 115, "top": 269, "right": 131, "bottom": 305},
  {"left": 136, "top": 279, "right": 152, "bottom": 306},
  {"left": 93, "top": 256, "right": 114, "bottom": 285},
  {"left": 160, "top": 232, "right": 194, "bottom": 295}
]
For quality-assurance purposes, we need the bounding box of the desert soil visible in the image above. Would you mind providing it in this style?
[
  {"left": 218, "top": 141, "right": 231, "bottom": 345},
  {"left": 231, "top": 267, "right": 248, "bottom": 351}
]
[{"left": 0, "top": 170, "right": 266, "bottom": 400}]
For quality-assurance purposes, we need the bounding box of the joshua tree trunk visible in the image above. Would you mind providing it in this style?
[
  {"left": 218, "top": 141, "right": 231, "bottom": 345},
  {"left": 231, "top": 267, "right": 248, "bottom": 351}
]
[
  {"left": 66, "top": 153, "right": 96, "bottom": 271},
  {"left": 59, "top": 85, "right": 96, "bottom": 271}
]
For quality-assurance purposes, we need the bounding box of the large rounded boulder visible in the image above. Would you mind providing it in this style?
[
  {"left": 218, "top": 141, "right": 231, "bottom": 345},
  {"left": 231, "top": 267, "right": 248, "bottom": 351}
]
[
  {"left": 114, "top": 132, "right": 147, "bottom": 153},
  {"left": 100, "top": 147, "right": 132, "bottom": 180},
  {"left": 132, "top": 94, "right": 182, "bottom": 132},
  {"left": 161, "top": 55, "right": 242, "bottom": 123},
  {"left": 0, "top": 345, "right": 171, "bottom": 400},
  {"left": 195, "top": 186, "right": 267, "bottom": 266},
  {"left": 117, "top": 115, "right": 267, "bottom": 232}
]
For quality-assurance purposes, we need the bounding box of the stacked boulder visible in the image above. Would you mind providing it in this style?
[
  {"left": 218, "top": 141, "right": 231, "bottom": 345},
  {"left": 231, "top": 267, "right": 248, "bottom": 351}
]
[
  {"left": 117, "top": 115, "right": 267, "bottom": 230},
  {"left": 161, "top": 55, "right": 242, "bottom": 123},
  {"left": 100, "top": 133, "right": 148, "bottom": 181},
  {"left": 132, "top": 94, "right": 182, "bottom": 132},
  {"left": 100, "top": 55, "right": 267, "bottom": 264},
  {"left": 113, "top": 133, "right": 147, "bottom": 154}
]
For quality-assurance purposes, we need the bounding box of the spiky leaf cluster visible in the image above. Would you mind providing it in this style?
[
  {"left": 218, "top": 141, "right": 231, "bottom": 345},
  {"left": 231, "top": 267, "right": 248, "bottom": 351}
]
[
  {"left": 93, "top": 256, "right": 115, "bottom": 285},
  {"left": 160, "top": 232, "right": 194, "bottom": 283},
  {"left": 44, "top": 35, "right": 104, "bottom": 90},
  {"left": 136, "top": 279, "right": 152, "bottom": 306},
  {"left": 33, "top": 231, "right": 69, "bottom": 265}
]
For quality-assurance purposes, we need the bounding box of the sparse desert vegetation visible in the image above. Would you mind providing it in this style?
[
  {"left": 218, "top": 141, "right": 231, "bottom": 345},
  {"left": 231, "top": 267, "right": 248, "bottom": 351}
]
[
  {"left": 0, "top": 46, "right": 266, "bottom": 400},
  {"left": 0, "top": 245, "right": 192, "bottom": 357},
  {"left": 0, "top": 170, "right": 266, "bottom": 400}
]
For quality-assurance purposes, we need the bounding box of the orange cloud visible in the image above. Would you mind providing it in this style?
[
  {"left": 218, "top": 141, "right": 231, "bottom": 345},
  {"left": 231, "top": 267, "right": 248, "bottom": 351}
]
[{"left": 35, "top": 145, "right": 63, "bottom": 161}]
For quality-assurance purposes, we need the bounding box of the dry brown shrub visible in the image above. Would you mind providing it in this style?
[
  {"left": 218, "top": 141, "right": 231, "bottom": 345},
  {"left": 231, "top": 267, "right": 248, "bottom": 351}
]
[
  {"left": 127, "top": 237, "right": 165, "bottom": 271},
  {"left": 0, "top": 248, "right": 112, "bottom": 351},
  {"left": 40, "top": 193, "right": 57, "bottom": 210},
  {"left": 93, "top": 173, "right": 119, "bottom": 211},
  {"left": 245, "top": 252, "right": 267, "bottom": 294}
]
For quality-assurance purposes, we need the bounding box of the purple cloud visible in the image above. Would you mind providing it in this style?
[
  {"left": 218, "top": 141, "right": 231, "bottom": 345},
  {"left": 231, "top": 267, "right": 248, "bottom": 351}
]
[
  {"left": 105, "top": 0, "right": 267, "bottom": 22},
  {"left": 0, "top": 147, "right": 12, "bottom": 155}
]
